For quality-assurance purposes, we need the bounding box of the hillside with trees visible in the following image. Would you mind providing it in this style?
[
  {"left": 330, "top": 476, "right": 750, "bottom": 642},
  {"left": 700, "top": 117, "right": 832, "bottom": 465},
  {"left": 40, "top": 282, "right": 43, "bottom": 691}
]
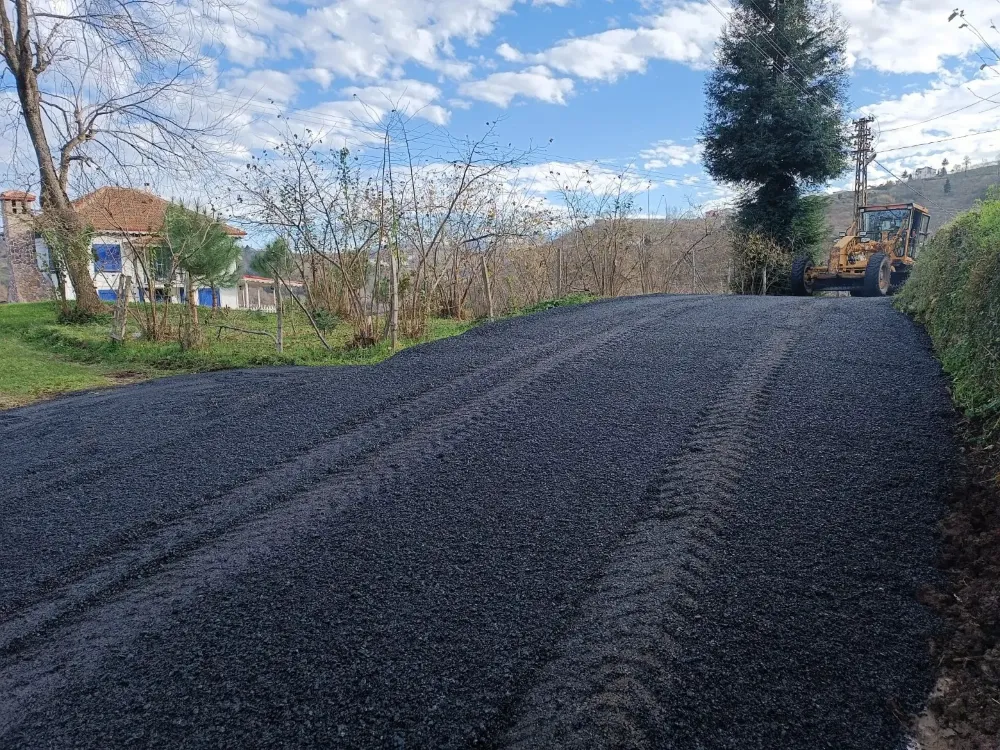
[{"left": 824, "top": 161, "right": 1000, "bottom": 237}]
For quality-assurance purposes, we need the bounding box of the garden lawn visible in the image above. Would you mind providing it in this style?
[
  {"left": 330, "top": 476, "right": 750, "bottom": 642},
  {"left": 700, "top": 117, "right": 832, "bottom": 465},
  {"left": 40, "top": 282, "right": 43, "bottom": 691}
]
[{"left": 0, "top": 302, "right": 476, "bottom": 408}]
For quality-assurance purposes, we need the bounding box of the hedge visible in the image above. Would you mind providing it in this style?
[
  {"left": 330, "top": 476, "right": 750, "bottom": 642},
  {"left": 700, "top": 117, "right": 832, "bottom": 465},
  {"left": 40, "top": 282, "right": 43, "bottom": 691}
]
[{"left": 896, "top": 196, "right": 1000, "bottom": 436}]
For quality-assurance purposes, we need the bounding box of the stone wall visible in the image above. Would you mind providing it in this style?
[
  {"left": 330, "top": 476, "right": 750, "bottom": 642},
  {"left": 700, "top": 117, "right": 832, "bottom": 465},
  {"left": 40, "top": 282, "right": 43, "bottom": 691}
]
[
  {"left": 0, "top": 236, "right": 9, "bottom": 302},
  {"left": 1, "top": 196, "right": 52, "bottom": 302}
]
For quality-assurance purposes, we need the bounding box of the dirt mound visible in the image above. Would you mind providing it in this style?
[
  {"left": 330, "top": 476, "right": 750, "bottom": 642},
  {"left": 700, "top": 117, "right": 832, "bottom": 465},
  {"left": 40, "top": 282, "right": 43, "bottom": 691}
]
[{"left": 917, "top": 438, "right": 1000, "bottom": 749}]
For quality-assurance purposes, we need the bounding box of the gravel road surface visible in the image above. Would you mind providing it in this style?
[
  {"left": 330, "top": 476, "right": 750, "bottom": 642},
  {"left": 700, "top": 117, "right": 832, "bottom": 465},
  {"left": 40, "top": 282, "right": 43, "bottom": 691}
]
[{"left": 0, "top": 295, "right": 956, "bottom": 749}]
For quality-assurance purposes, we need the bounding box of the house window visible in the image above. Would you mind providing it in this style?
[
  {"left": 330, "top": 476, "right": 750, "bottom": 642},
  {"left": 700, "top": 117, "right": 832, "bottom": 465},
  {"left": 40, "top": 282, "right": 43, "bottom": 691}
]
[{"left": 94, "top": 243, "right": 122, "bottom": 273}]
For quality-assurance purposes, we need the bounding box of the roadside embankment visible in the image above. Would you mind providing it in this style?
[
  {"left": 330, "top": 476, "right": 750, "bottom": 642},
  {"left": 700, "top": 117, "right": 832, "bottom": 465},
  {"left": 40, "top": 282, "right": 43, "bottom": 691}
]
[
  {"left": 897, "top": 199, "right": 1000, "bottom": 435},
  {"left": 896, "top": 201, "right": 1000, "bottom": 749}
]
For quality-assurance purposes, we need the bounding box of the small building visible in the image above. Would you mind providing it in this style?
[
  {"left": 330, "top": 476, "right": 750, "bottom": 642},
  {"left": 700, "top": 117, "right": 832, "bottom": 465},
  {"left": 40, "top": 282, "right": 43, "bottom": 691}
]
[
  {"left": 238, "top": 274, "right": 304, "bottom": 311},
  {"left": 0, "top": 187, "right": 278, "bottom": 308},
  {"left": 0, "top": 190, "right": 50, "bottom": 302}
]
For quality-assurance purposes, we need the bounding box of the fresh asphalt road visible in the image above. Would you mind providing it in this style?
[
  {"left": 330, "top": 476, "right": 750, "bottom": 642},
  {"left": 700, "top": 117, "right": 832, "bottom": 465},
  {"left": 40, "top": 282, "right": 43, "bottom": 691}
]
[{"left": 0, "top": 295, "right": 957, "bottom": 749}]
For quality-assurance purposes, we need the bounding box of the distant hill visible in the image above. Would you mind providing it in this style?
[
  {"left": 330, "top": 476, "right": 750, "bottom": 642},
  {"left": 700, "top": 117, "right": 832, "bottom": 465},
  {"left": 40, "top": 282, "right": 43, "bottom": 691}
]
[
  {"left": 539, "top": 214, "right": 732, "bottom": 296},
  {"left": 824, "top": 161, "right": 1000, "bottom": 237}
]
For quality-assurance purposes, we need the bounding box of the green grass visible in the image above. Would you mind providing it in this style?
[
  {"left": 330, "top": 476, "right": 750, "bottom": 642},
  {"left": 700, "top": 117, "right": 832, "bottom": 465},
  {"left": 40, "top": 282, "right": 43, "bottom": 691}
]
[
  {"left": 0, "top": 335, "right": 118, "bottom": 409},
  {"left": 0, "top": 293, "right": 597, "bottom": 408},
  {"left": 514, "top": 292, "right": 599, "bottom": 316}
]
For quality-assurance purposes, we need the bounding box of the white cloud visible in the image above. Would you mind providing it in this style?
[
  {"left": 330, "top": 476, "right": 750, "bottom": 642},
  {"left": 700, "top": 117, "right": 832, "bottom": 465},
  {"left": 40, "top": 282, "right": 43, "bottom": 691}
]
[
  {"left": 216, "top": 24, "right": 271, "bottom": 68},
  {"left": 341, "top": 80, "right": 450, "bottom": 125},
  {"left": 838, "top": 0, "right": 988, "bottom": 75},
  {"left": 225, "top": 69, "right": 300, "bottom": 105},
  {"left": 497, "top": 0, "right": 1000, "bottom": 85},
  {"left": 459, "top": 66, "right": 574, "bottom": 106},
  {"left": 513, "top": 2, "right": 725, "bottom": 82},
  {"left": 220, "top": 0, "right": 542, "bottom": 85},
  {"left": 219, "top": 79, "right": 451, "bottom": 158},
  {"left": 300, "top": 68, "right": 335, "bottom": 89},
  {"left": 640, "top": 140, "right": 704, "bottom": 169},
  {"left": 862, "top": 73, "right": 1000, "bottom": 178},
  {"left": 496, "top": 42, "right": 524, "bottom": 62},
  {"left": 516, "top": 161, "right": 656, "bottom": 194}
]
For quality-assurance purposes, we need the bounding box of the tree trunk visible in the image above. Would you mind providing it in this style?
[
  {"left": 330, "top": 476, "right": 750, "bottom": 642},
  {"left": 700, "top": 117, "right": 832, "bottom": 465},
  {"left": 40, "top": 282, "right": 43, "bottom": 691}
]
[
  {"left": 481, "top": 253, "right": 494, "bottom": 319},
  {"left": 182, "top": 274, "right": 201, "bottom": 350},
  {"left": 450, "top": 247, "right": 460, "bottom": 318},
  {"left": 7, "top": 0, "right": 102, "bottom": 314},
  {"left": 110, "top": 275, "right": 132, "bottom": 343},
  {"left": 148, "top": 274, "right": 158, "bottom": 339},
  {"left": 556, "top": 244, "right": 563, "bottom": 298},
  {"left": 388, "top": 250, "right": 399, "bottom": 349},
  {"left": 275, "top": 281, "right": 284, "bottom": 354}
]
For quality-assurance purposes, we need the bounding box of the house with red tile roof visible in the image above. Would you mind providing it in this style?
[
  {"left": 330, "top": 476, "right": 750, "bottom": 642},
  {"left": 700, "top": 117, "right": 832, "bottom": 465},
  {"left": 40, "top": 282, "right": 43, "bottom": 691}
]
[
  {"left": 72, "top": 187, "right": 246, "bottom": 239},
  {"left": 0, "top": 186, "right": 285, "bottom": 309}
]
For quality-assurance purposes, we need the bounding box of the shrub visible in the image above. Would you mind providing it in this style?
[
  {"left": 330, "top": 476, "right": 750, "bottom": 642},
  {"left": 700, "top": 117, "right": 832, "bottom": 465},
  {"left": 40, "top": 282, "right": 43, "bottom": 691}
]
[
  {"left": 896, "top": 199, "right": 1000, "bottom": 435},
  {"left": 518, "top": 293, "right": 597, "bottom": 315}
]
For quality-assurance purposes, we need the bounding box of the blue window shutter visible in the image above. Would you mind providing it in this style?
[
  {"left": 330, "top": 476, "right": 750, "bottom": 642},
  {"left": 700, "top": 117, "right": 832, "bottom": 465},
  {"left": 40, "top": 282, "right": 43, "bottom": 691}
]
[
  {"left": 97, "top": 289, "right": 117, "bottom": 302},
  {"left": 93, "top": 244, "right": 122, "bottom": 273}
]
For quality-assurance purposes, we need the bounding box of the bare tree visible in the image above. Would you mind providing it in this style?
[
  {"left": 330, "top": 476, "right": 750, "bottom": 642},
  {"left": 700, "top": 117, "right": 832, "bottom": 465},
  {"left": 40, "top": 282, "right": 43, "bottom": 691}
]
[
  {"left": 230, "top": 114, "right": 544, "bottom": 344},
  {"left": 0, "top": 0, "right": 238, "bottom": 314}
]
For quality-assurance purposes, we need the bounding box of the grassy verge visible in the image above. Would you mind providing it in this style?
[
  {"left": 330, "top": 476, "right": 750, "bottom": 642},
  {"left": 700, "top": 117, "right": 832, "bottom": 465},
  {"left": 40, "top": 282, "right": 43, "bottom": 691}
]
[
  {"left": 895, "top": 202, "right": 1000, "bottom": 748},
  {"left": 514, "top": 292, "right": 598, "bottom": 315},
  {"left": 0, "top": 294, "right": 597, "bottom": 408}
]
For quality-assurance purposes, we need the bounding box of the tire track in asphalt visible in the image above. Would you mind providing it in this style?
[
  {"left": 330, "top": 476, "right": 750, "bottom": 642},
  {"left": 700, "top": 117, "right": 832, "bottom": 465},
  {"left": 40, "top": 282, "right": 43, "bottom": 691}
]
[
  {"left": 1, "top": 296, "right": 709, "bottom": 621},
  {"left": 0, "top": 298, "right": 657, "bottom": 507},
  {"left": 500, "top": 300, "right": 812, "bottom": 750},
  {"left": 0, "top": 298, "right": 714, "bottom": 734}
]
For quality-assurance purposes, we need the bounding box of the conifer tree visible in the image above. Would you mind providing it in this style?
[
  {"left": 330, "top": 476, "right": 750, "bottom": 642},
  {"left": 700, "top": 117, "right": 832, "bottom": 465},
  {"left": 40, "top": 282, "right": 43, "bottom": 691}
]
[{"left": 702, "top": 0, "right": 850, "bottom": 252}]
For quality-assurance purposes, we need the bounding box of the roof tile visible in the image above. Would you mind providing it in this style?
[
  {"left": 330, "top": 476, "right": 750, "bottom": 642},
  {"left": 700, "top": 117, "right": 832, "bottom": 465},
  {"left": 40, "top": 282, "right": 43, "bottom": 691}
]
[{"left": 72, "top": 187, "right": 245, "bottom": 237}]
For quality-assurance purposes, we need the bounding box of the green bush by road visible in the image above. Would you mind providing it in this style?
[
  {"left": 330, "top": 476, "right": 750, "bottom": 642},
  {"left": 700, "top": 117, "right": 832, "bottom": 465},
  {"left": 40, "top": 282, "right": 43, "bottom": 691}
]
[{"left": 896, "top": 196, "right": 1000, "bottom": 436}]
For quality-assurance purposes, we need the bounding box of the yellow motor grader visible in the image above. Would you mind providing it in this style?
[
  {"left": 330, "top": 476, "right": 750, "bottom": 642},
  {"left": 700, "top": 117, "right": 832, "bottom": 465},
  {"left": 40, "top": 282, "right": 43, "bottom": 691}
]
[
  {"left": 790, "top": 201, "right": 930, "bottom": 297},
  {"left": 790, "top": 115, "right": 930, "bottom": 297}
]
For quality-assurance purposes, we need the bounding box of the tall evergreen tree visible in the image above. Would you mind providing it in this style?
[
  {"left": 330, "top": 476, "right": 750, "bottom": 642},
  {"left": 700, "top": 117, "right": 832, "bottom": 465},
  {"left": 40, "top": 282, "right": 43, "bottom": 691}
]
[{"left": 701, "top": 0, "right": 850, "bottom": 251}]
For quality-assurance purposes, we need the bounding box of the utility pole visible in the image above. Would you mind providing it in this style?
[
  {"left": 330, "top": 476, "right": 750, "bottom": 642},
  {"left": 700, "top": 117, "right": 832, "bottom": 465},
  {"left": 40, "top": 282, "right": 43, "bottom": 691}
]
[{"left": 851, "top": 116, "right": 876, "bottom": 226}]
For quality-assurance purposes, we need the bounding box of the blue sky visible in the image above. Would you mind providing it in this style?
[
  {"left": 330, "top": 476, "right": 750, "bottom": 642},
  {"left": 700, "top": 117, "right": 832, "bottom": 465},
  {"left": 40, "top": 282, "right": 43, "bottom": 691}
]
[
  {"left": 207, "top": 0, "right": 1000, "bottom": 215},
  {"left": 7, "top": 0, "right": 1000, "bottom": 215}
]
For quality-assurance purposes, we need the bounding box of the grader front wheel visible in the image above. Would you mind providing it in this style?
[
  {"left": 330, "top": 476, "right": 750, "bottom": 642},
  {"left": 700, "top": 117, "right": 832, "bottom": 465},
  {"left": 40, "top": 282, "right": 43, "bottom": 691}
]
[
  {"left": 790, "top": 257, "right": 814, "bottom": 296},
  {"left": 862, "top": 252, "right": 891, "bottom": 297}
]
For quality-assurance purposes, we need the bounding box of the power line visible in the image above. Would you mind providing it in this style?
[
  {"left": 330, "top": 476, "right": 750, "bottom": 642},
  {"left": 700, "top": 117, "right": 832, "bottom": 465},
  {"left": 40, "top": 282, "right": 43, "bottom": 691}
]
[
  {"left": 738, "top": 0, "right": 839, "bottom": 108},
  {"left": 702, "top": 0, "right": 819, "bottom": 105},
  {"left": 880, "top": 125, "right": 1000, "bottom": 152},
  {"left": 872, "top": 159, "right": 937, "bottom": 209},
  {"left": 879, "top": 99, "right": 1000, "bottom": 132}
]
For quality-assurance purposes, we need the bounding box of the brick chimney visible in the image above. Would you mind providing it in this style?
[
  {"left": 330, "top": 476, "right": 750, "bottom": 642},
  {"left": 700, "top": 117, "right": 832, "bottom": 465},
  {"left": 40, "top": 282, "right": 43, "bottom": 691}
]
[{"left": 1, "top": 190, "right": 51, "bottom": 302}]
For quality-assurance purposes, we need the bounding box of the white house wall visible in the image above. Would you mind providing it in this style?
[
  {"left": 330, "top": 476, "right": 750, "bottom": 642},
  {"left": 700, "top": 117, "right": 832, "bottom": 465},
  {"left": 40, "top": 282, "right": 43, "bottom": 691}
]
[
  {"left": 90, "top": 234, "right": 144, "bottom": 299},
  {"left": 37, "top": 234, "right": 247, "bottom": 306},
  {"left": 218, "top": 286, "right": 240, "bottom": 308}
]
